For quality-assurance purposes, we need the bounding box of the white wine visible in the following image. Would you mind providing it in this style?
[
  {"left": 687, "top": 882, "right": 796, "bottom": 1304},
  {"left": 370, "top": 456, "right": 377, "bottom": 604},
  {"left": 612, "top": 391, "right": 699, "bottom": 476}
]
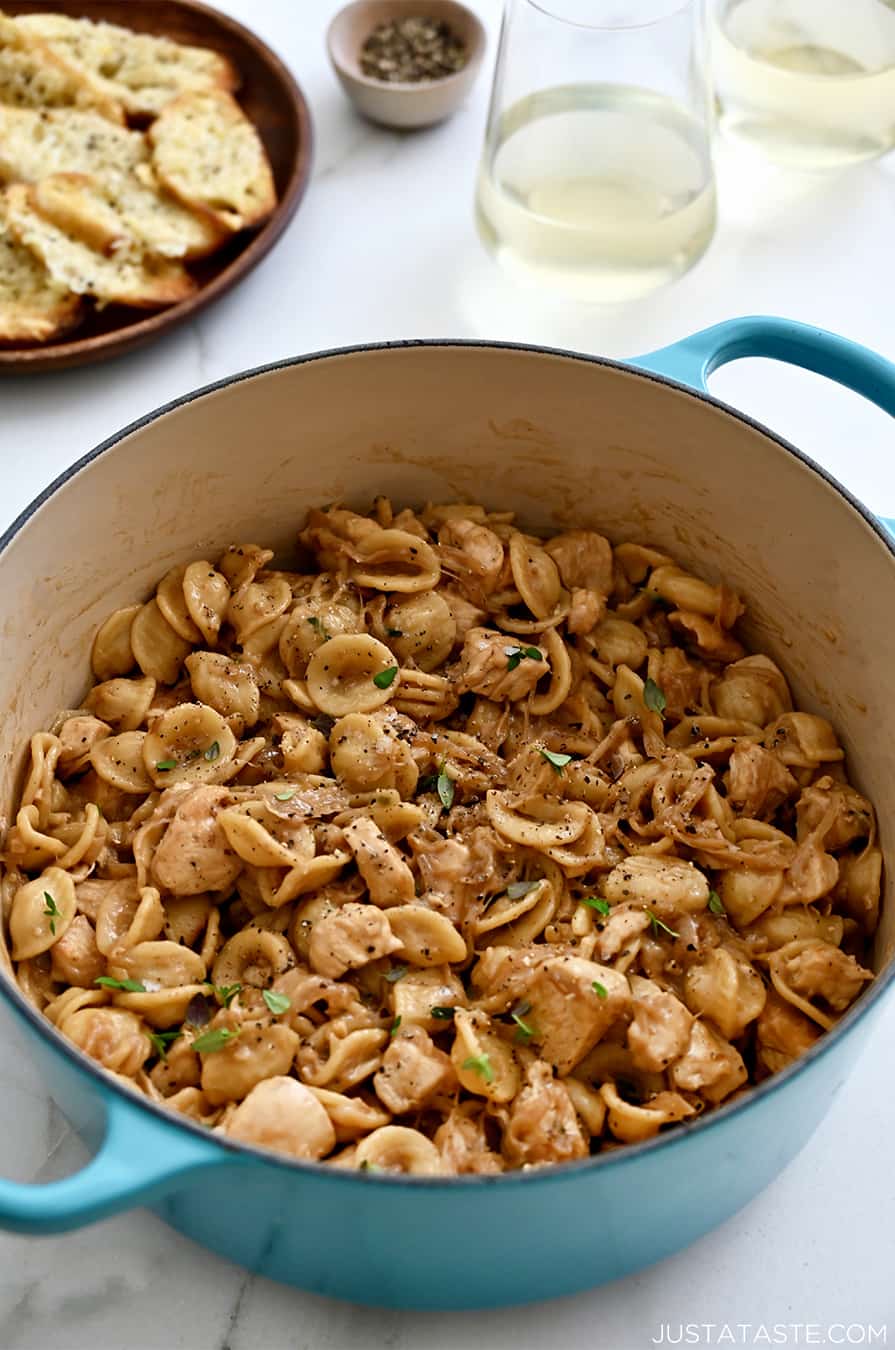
[
  {"left": 474, "top": 84, "right": 717, "bottom": 303},
  {"left": 711, "top": 0, "right": 895, "bottom": 168}
]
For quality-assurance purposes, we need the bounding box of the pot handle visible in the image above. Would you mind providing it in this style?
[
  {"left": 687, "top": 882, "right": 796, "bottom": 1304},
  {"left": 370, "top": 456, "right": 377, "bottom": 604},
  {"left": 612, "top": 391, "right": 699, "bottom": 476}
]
[
  {"left": 0, "top": 1091, "right": 226, "bottom": 1234},
  {"left": 636, "top": 316, "right": 895, "bottom": 416},
  {"left": 636, "top": 316, "right": 895, "bottom": 537}
]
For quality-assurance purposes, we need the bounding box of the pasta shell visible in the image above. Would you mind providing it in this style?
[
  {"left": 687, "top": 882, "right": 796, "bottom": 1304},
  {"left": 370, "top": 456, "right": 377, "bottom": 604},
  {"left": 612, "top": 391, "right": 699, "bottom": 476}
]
[
  {"left": 91, "top": 604, "right": 141, "bottom": 681},
  {"left": 527, "top": 627, "right": 572, "bottom": 716},
  {"left": 143, "top": 703, "right": 237, "bottom": 788},
  {"left": 86, "top": 676, "right": 156, "bottom": 732},
  {"left": 386, "top": 904, "right": 468, "bottom": 965},
  {"left": 509, "top": 533, "right": 562, "bottom": 620},
  {"left": 349, "top": 529, "right": 440, "bottom": 593},
  {"left": 486, "top": 790, "right": 589, "bottom": 850},
  {"left": 90, "top": 731, "right": 154, "bottom": 794},
  {"left": 306, "top": 635, "right": 400, "bottom": 717},
  {"left": 156, "top": 564, "right": 202, "bottom": 643},
  {"left": 212, "top": 928, "right": 295, "bottom": 988},
  {"left": 9, "top": 867, "right": 77, "bottom": 960},
  {"left": 131, "top": 599, "right": 192, "bottom": 685},
  {"left": 354, "top": 1125, "right": 444, "bottom": 1175},
  {"left": 185, "top": 652, "right": 259, "bottom": 732},
  {"left": 183, "top": 560, "right": 230, "bottom": 647}
]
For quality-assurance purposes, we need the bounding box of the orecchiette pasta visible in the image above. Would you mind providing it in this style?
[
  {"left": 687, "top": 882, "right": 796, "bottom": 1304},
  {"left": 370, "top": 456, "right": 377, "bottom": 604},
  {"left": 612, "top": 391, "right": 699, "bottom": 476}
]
[{"left": 3, "top": 500, "right": 880, "bottom": 1175}]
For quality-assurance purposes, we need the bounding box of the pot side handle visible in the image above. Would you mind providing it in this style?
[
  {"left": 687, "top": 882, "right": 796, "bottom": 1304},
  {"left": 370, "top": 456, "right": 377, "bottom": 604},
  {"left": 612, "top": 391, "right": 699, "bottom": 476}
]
[
  {"left": 636, "top": 316, "right": 895, "bottom": 540},
  {"left": 0, "top": 1093, "right": 225, "bottom": 1235}
]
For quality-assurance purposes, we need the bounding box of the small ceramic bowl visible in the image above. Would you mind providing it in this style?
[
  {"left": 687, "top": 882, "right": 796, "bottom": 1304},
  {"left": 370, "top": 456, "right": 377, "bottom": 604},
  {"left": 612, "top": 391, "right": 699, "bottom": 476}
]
[{"left": 327, "top": 0, "right": 486, "bottom": 130}]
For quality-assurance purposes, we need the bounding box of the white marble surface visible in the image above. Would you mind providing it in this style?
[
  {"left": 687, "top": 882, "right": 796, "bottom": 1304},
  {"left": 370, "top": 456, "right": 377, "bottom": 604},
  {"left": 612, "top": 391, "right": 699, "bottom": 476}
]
[{"left": 0, "top": 2, "right": 893, "bottom": 1346}]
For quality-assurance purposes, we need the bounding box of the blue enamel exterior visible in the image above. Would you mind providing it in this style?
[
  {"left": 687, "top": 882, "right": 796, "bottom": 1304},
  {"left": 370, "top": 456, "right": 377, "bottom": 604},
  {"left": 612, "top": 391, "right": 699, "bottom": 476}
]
[{"left": 0, "top": 316, "right": 892, "bottom": 1308}]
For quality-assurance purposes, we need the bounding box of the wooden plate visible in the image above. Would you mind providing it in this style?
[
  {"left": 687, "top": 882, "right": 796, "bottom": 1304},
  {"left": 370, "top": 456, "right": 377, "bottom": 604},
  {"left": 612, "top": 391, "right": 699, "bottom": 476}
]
[{"left": 0, "top": 0, "right": 313, "bottom": 373}]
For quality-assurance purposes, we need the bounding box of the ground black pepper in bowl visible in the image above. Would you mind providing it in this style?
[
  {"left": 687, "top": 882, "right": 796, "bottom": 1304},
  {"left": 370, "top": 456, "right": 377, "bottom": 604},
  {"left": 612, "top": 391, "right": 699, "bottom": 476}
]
[{"left": 359, "top": 15, "right": 468, "bottom": 83}]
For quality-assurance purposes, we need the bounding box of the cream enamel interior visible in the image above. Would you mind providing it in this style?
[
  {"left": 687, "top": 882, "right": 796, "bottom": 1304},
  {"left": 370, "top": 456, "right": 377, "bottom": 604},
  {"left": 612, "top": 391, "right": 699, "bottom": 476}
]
[{"left": 0, "top": 343, "right": 892, "bottom": 985}]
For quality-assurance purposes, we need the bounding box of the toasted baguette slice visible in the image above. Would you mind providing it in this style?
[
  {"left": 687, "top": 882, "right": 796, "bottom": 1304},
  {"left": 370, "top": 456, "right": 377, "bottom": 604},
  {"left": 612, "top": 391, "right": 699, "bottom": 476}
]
[
  {"left": 0, "top": 106, "right": 146, "bottom": 186},
  {"left": 15, "top": 12, "right": 239, "bottom": 118},
  {"left": 0, "top": 13, "right": 123, "bottom": 122},
  {"left": 29, "top": 165, "right": 224, "bottom": 261},
  {"left": 149, "top": 90, "right": 276, "bottom": 233},
  {"left": 4, "top": 182, "right": 196, "bottom": 309},
  {"left": 0, "top": 200, "right": 82, "bottom": 343}
]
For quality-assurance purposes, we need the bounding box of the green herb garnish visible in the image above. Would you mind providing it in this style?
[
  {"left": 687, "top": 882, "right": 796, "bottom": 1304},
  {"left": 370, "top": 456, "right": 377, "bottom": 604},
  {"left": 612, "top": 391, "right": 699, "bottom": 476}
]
[
  {"left": 592, "top": 981, "right": 608, "bottom": 1000},
  {"left": 645, "top": 908, "right": 679, "bottom": 940},
  {"left": 359, "top": 1159, "right": 381, "bottom": 1172},
  {"left": 373, "top": 665, "right": 398, "bottom": 689},
  {"left": 147, "top": 1029, "right": 180, "bottom": 1058},
  {"left": 42, "top": 891, "right": 60, "bottom": 935},
  {"left": 262, "top": 990, "right": 291, "bottom": 1016},
  {"left": 383, "top": 965, "right": 407, "bottom": 984},
  {"left": 204, "top": 741, "right": 220, "bottom": 762},
  {"left": 155, "top": 758, "right": 176, "bottom": 772},
  {"left": 539, "top": 748, "right": 573, "bottom": 774},
  {"left": 708, "top": 890, "right": 726, "bottom": 916},
  {"left": 308, "top": 616, "right": 330, "bottom": 641},
  {"left": 643, "top": 678, "right": 667, "bottom": 715},
  {"left": 390, "top": 1015, "right": 402, "bottom": 1037},
  {"left": 205, "top": 981, "right": 242, "bottom": 1009},
  {"left": 437, "top": 763, "right": 454, "bottom": 812},
  {"left": 511, "top": 999, "right": 535, "bottom": 1044},
  {"left": 504, "top": 644, "right": 542, "bottom": 672},
  {"left": 274, "top": 789, "right": 295, "bottom": 802},
  {"left": 462, "top": 1053, "right": 494, "bottom": 1084},
  {"left": 95, "top": 976, "right": 146, "bottom": 994},
  {"left": 417, "top": 773, "right": 438, "bottom": 794},
  {"left": 506, "top": 880, "right": 538, "bottom": 900},
  {"left": 430, "top": 1006, "right": 455, "bottom": 1020},
  {"left": 192, "top": 1027, "right": 241, "bottom": 1054},
  {"left": 581, "top": 896, "right": 611, "bottom": 917}
]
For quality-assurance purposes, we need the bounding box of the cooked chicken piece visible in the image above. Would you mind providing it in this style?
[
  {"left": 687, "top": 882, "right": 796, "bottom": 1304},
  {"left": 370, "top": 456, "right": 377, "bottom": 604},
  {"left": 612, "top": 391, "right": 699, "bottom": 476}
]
[
  {"left": 545, "top": 529, "right": 613, "bottom": 596},
  {"left": 441, "top": 589, "right": 487, "bottom": 642},
  {"left": 373, "top": 1025, "right": 455, "bottom": 1113},
  {"left": 225, "top": 1077, "right": 336, "bottom": 1160},
  {"left": 56, "top": 715, "right": 110, "bottom": 778},
  {"left": 726, "top": 742, "right": 797, "bottom": 819},
  {"left": 459, "top": 628, "right": 548, "bottom": 702},
  {"left": 780, "top": 829, "right": 839, "bottom": 906},
  {"left": 668, "top": 610, "right": 746, "bottom": 664},
  {"left": 775, "top": 939, "right": 871, "bottom": 1013},
  {"left": 299, "top": 506, "right": 379, "bottom": 572},
  {"left": 835, "top": 845, "right": 882, "bottom": 936},
  {"left": 593, "top": 904, "right": 651, "bottom": 961},
  {"left": 567, "top": 587, "right": 604, "bottom": 636},
  {"left": 755, "top": 989, "right": 821, "bottom": 1074},
  {"left": 152, "top": 785, "right": 242, "bottom": 896},
  {"left": 434, "top": 1103, "right": 503, "bottom": 1174},
  {"left": 711, "top": 654, "right": 792, "bottom": 725},
  {"left": 439, "top": 518, "right": 505, "bottom": 597},
  {"left": 502, "top": 1061, "right": 588, "bottom": 1167},
  {"left": 469, "top": 943, "right": 560, "bottom": 1015},
  {"left": 389, "top": 965, "right": 467, "bottom": 1031},
  {"left": 150, "top": 1035, "right": 201, "bottom": 1097},
  {"left": 669, "top": 1020, "right": 747, "bottom": 1103},
  {"left": 627, "top": 976, "right": 692, "bottom": 1073},
  {"left": 648, "top": 647, "right": 708, "bottom": 721},
  {"left": 50, "top": 914, "right": 104, "bottom": 988},
  {"left": 525, "top": 954, "right": 629, "bottom": 1074},
  {"left": 795, "top": 777, "right": 874, "bottom": 850},
  {"left": 64, "top": 1007, "right": 150, "bottom": 1077},
  {"left": 308, "top": 902, "right": 402, "bottom": 979},
  {"left": 409, "top": 831, "right": 474, "bottom": 924},
  {"left": 343, "top": 816, "right": 415, "bottom": 907}
]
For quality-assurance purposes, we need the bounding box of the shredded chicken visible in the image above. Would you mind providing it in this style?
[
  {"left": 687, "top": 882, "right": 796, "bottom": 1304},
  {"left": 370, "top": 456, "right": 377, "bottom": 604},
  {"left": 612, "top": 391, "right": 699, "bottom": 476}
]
[
  {"left": 152, "top": 786, "right": 242, "bottom": 896},
  {"left": 459, "top": 629, "right": 548, "bottom": 702},
  {"left": 502, "top": 1062, "right": 588, "bottom": 1166},
  {"left": 373, "top": 1025, "right": 455, "bottom": 1113}
]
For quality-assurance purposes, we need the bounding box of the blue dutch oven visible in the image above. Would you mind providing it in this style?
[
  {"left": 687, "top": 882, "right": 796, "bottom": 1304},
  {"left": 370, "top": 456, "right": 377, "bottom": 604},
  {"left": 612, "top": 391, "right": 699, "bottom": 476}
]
[{"left": 0, "top": 316, "right": 892, "bottom": 1308}]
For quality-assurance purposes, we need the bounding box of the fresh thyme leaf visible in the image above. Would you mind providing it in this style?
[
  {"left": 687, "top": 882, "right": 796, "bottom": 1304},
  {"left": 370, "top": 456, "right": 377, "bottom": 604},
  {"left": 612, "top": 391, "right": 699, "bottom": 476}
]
[
  {"left": 204, "top": 740, "right": 220, "bottom": 762},
  {"left": 522, "top": 645, "right": 542, "bottom": 661},
  {"left": 539, "top": 748, "right": 572, "bottom": 773},
  {"left": 437, "top": 763, "right": 454, "bottom": 812},
  {"left": 95, "top": 976, "right": 146, "bottom": 994},
  {"left": 263, "top": 989, "right": 291, "bottom": 1016},
  {"left": 390, "top": 1015, "right": 402, "bottom": 1037},
  {"left": 430, "top": 1005, "right": 456, "bottom": 1019},
  {"left": 185, "top": 993, "right": 213, "bottom": 1028},
  {"left": 383, "top": 965, "right": 407, "bottom": 984},
  {"left": 511, "top": 1000, "right": 535, "bottom": 1044},
  {"left": 645, "top": 907, "right": 679, "bottom": 939},
  {"left": 205, "top": 981, "right": 242, "bottom": 1009},
  {"left": 462, "top": 1053, "right": 494, "bottom": 1084},
  {"left": 708, "top": 890, "right": 726, "bottom": 916},
  {"left": 42, "top": 891, "right": 60, "bottom": 935},
  {"left": 274, "top": 788, "right": 296, "bottom": 802},
  {"left": 147, "top": 1029, "right": 180, "bottom": 1058},
  {"left": 581, "top": 896, "right": 611, "bottom": 917},
  {"left": 592, "top": 981, "right": 608, "bottom": 1000},
  {"left": 192, "top": 1027, "right": 241, "bottom": 1054},
  {"left": 417, "top": 773, "right": 438, "bottom": 794},
  {"left": 506, "top": 880, "right": 538, "bottom": 900},
  {"left": 359, "top": 1159, "right": 381, "bottom": 1172},
  {"left": 373, "top": 665, "right": 398, "bottom": 689},
  {"left": 643, "top": 678, "right": 667, "bottom": 715},
  {"left": 155, "top": 758, "right": 176, "bottom": 771}
]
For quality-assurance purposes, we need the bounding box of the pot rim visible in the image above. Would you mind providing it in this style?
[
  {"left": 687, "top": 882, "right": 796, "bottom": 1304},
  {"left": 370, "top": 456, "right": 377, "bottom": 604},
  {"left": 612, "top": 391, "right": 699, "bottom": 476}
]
[{"left": 4, "top": 335, "right": 893, "bottom": 1188}]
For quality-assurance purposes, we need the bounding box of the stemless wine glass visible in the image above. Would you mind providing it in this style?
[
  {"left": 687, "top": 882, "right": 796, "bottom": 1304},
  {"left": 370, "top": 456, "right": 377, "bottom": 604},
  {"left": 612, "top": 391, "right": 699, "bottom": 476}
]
[
  {"left": 708, "top": 0, "right": 895, "bottom": 169},
  {"left": 474, "top": 0, "right": 717, "bottom": 302}
]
